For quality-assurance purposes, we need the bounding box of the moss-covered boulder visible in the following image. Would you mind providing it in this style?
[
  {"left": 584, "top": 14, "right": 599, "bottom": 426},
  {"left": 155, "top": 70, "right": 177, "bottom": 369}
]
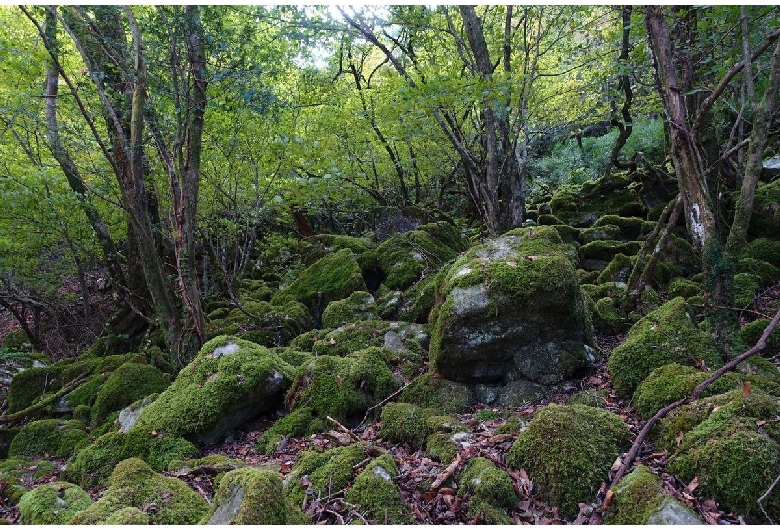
[
  {"left": 507, "top": 404, "right": 630, "bottom": 519},
  {"left": 201, "top": 467, "right": 306, "bottom": 524},
  {"left": 205, "top": 299, "right": 313, "bottom": 346},
  {"left": 734, "top": 272, "right": 762, "bottom": 308},
  {"left": 67, "top": 458, "right": 208, "bottom": 524},
  {"left": 458, "top": 456, "right": 518, "bottom": 524},
  {"left": 374, "top": 221, "right": 467, "bottom": 292},
  {"left": 91, "top": 361, "right": 170, "bottom": 426},
  {"left": 311, "top": 320, "right": 428, "bottom": 361},
  {"left": 256, "top": 407, "right": 323, "bottom": 455},
  {"left": 321, "top": 291, "right": 378, "bottom": 328},
  {"left": 272, "top": 248, "right": 367, "bottom": 326},
  {"left": 738, "top": 258, "right": 780, "bottom": 287},
  {"left": 64, "top": 428, "right": 198, "bottom": 488},
  {"left": 741, "top": 318, "right": 780, "bottom": 357},
  {"left": 18, "top": 482, "right": 93, "bottom": 525},
  {"left": 596, "top": 253, "right": 633, "bottom": 284},
  {"left": 549, "top": 173, "right": 646, "bottom": 228},
  {"left": 285, "top": 347, "right": 398, "bottom": 427},
  {"left": 344, "top": 454, "right": 412, "bottom": 524},
  {"left": 607, "top": 298, "right": 723, "bottom": 397},
  {"left": 742, "top": 237, "right": 780, "bottom": 269},
  {"left": 663, "top": 390, "right": 780, "bottom": 518},
  {"left": 591, "top": 215, "right": 650, "bottom": 241},
  {"left": 606, "top": 465, "right": 703, "bottom": 524},
  {"left": 579, "top": 240, "right": 641, "bottom": 272},
  {"left": 132, "top": 336, "right": 294, "bottom": 444},
  {"left": 431, "top": 226, "right": 595, "bottom": 388},
  {"left": 379, "top": 402, "right": 468, "bottom": 462},
  {"left": 749, "top": 178, "right": 780, "bottom": 238},
  {"left": 398, "top": 373, "right": 473, "bottom": 414},
  {"left": 285, "top": 443, "right": 366, "bottom": 506},
  {"left": 8, "top": 419, "right": 88, "bottom": 458}
]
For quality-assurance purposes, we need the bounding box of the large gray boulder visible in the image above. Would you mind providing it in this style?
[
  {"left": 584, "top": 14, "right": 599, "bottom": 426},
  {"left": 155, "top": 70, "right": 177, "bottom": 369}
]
[{"left": 430, "top": 226, "right": 595, "bottom": 386}]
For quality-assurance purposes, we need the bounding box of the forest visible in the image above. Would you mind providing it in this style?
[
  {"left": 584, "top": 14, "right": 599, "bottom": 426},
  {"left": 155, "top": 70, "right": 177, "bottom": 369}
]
[{"left": 0, "top": 4, "right": 779, "bottom": 525}]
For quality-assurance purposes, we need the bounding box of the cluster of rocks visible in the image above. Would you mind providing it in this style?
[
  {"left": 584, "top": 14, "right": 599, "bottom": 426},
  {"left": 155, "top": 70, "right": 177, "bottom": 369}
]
[{"left": 1, "top": 168, "right": 779, "bottom": 523}]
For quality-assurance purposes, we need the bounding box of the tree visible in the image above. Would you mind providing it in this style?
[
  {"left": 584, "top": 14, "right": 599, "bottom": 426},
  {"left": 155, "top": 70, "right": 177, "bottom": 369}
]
[{"left": 644, "top": 5, "right": 780, "bottom": 354}]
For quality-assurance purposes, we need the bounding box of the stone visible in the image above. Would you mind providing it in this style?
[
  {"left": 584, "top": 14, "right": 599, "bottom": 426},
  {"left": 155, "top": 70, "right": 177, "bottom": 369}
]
[{"left": 646, "top": 497, "right": 704, "bottom": 525}]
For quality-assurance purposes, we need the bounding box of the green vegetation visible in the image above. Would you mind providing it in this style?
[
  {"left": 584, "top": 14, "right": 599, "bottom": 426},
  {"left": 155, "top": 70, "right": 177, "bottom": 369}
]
[
  {"left": 8, "top": 419, "right": 88, "bottom": 458},
  {"left": 458, "top": 456, "right": 518, "bottom": 524},
  {"left": 344, "top": 454, "right": 412, "bottom": 524},
  {"left": 286, "top": 443, "right": 366, "bottom": 507},
  {"left": 508, "top": 404, "right": 630, "bottom": 519},
  {"left": 91, "top": 361, "right": 170, "bottom": 425},
  {"left": 18, "top": 482, "right": 93, "bottom": 525}
]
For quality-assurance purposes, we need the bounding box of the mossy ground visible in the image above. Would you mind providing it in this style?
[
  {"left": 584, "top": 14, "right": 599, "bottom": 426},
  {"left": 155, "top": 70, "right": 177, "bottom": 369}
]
[
  {"left": 607, "top": 297, "right": 723, "bottom": 397},
  {"left": 321, "top": 291, "right": 378, "bottom": 328},
  {"left": 67, "top": 457, "right": 208, "bottom": 524},
  {"left": 605, "top": 465, "right": 665, "bottom": 524},
  {"left": 286, "top": 443, "right": 366, "bottom": 506},
  {"left": 507, "top": 404, "right": 630, "bottom": 519},
  {"left": 458, "top": 456, "right": 517, "bottom": 524},
  {"left": 256, "top": 406, "right": 324, "bottom": 455},
  {"left": 380, "top": 402, "right": 467, "bottom": 462}
]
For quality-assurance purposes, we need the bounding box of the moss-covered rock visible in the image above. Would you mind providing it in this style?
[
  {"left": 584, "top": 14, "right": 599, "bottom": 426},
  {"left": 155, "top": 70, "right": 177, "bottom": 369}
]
[
  {"left": 606, "top": 465, "right": 702, "bottom": 524},
  {"left": 133, "top": 336, "right": 294, "bottom": 444},
  {"left": 507, "top": 404, "right": 630, "bottom": 519},
  {"left": 91, "top": 361, "right": 170, "bottom": 426},
  {"left": 591, "top": 215, "right": 650, "bottom": 241},
  {"left": 379, "top": 402, "right": 467, "bottom": 461},
  {"left": 666, "top": 393, "right": 780, "bottom": 517},
  {"left": 398, "top": 373, "right": 474, "bottom": 414},
  {"left": 592, "top": 297, "right": 629, "bottom": 334},
  {"left": 549, "top": 173, "right": 646, "bottom": 228},
  {"left": 567, "top": 388, "right": 611, "bottom": 408},
  {"left": 458, "top": 456, "right": 517, "bottom": 524},
  {"left": 607, "top": 298, "right": 723, "bottom": 397},
  {"left": 344, "top": 454, "right": 412, "bottom": 524},
  {"left": 580, "top": 224, "right": 621, "bottom": 243},
  {"left": 256, "top": 407, "right": 324, "bottom": 455},
  {"left": 311, "top": 320, "right": 427, "bottom": 360},
  {"left": 67, "top": 457, "right": 208, "bottom": 524},
  {"left": 102, "top": 506, "right": 150, "bottom": 524},
  {"left": 8, "top": 419, "right": 88, "bottom": 458},
  {"left": 321, "top": 291, "right": 378, "bottom": 328},
  {"left": 64, "top": 429, "right": 199, "bottom": 488},
  {"left": 285, "top": 348, "right": 398, "bottom": 426},
  {"left": 749, "top": 179, "right": 780, "bottom": 238},
  {"left": 734, "top": 272, "right": 762, "bottom": 308},
  {"left": 205, "top": 299, "right": 313, "bottom": 347},
  {"left": 272, "top": 248, "right": 367, "bottom": 326},
  {"left": 742, "top": 237, "right": 780, "bottom": 269},
  {"left": 373, "top": 222, "right": 465, "bottom": 293},
  {"left": 201, "top": 467, "right": 306, "bottom": 524},
  {"left": 18, "top": 482, "right": 92, "bottom": 525},
  {"left": 738, "top": 258, "right": 780, "bottom": 287},
  {"left": 0, "top": 428, "right": 20, "bottom": 460},
  {"left": 396, "top": 270, "right": 445, "bottom": 324},
  {"left": 0, "top": 330, "right": 33, "bottom": 352},
  {"left": 579, "top": 240, "right": 641, "bottom": 272},
  {"left": 667, "top": 277, "right": 701, "bottom": 299},
  {"left": 431, "top": 226, "right": 595, "bottom": 388},
  {"left": 741, "top": 318, "right": 780, "bottom": 357},
  {"left": 286, "top": 443, "right": 366, "bottom": 507},
  {"left": 596, "top": 253, "right": 633, "bottom": 284}
]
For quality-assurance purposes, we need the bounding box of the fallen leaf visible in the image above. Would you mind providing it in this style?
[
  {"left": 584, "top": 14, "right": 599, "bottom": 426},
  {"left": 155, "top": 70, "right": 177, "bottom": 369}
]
[
  {"left": 603, "top": 489, "right": 614, "bottom": 510},
  {"left": 757, "top": 420, "right": 767, "bottom": 426},
  {"left": 336, "top": 374, "right": 342, "bottom": 386},
  {"left": 742, "top": 381, "right": 752, "bottom": 398},
  {"left": 687, "top": 475, "right": 700, "bottom": 492},
  {"left": 676, "top": 431, "right": 684, "bottom": 447}
]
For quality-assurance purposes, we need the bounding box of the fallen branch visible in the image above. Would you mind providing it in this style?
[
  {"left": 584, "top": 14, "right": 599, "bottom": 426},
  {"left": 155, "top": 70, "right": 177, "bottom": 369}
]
[
  {"left": 430, "top": 451, "right": 465, "bottom": 491},
  {"left": 358, "top": 381, "right": 412, "bottom": 428},
  {"left": 608, "top": 304, "right": 780, "bottom": 493},
  {"left": 758, "top": 472, "right": 780, "bottom": 524},
  {"left": 326, "top": 415, "right": 361, "bottom": 443},
  {"left": 0, "top": 373, "right": 89, "bottom": 425},
  {"left": 325, "top": 415, "right": 389, "bottom": 459}
]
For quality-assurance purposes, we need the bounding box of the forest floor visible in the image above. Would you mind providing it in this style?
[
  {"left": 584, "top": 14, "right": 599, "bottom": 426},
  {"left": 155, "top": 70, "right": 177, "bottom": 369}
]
[{"left": 0, "top": 286, "right": 778, "bottom": 524}]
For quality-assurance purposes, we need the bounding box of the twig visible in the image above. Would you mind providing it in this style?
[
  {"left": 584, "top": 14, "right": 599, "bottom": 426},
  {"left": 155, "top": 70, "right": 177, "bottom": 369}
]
[
  {"left": 326, "top": 415, "right": 361, "bottom": 443},
  {"left": 608, "top": 304, "right": 780, "bottom": 493},
  {"left": 758, "top": 472, "right": 780, "bottom": 524},
  {"left": 430, "top": 451, "right": 465, "bottom": 491},
  {"left": 358, "top": 381, "right": 412, "bottom": 428}
]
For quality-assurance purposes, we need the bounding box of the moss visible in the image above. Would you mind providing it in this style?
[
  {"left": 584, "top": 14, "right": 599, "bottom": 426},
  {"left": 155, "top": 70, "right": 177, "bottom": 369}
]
[
  {"left": 286, "top": 444, "right": 366, "bottom": 506},
  {"left": 201, "top": 467, "right": 305, "bottom": 524},
  {"left": 273, "top": 347, "right": 312, "bottom": 367},
  {"left": 738, "top": 258, "right": 780, "bottom": 286},
  {"left": 18, "top": 482, "right": 93, "bottom": 525},
  {"left": 507, "top": 404, "right": 630, "bottom": 519},
  {"left": 91, "top": 361, "right": 170, "bottom": 426},
  {"left": 537, "top": 213, "right": 563, "bottom": 225},
  {"left": 551, "top": 224, "right": 581, "bottom": 244},
  {"left": 296, "top": 233, "right": 374, "bottom": 268},
  {"left": 580, "top": 240, "right": 641, "bottom": 270},
  {"left": 458, "top": 456, "right": 517, "bottom": 523},
  {"left": 749, "top": 179, "right": 780, "bottom": 238},
  {"left": 0, "top": 456, "right": 56, "bottom": 480},
  {"left": 8, "top": 419, "right": 88, "bottom": 458},
  {"left": 632, "top": 363, "right": 744, "bottom": 419},
  {"left": 425, "top": 432, "right": 458, "bottom": 464},
  {"left": 0, "top": 330, "right": 32, "bottom": 352},
  {"left": 495, "top": 415, "right": 528, "bottom": 435},
  {"left": 64, "top": 373, "right": 108, "bottom": 411},
  {"left": 238, "top": 278, "right": 274, "bottom": 302},
  {"left": 273, "top": 248, "right": 367, "bottom": 320},
  {"left": 580, "top": 224, "right": 622, "bottom": 244},
  {"left": 376, "top": 226, "right": 460, "bottom": 291},
  {"left": 322, "top": 291, "right": 378, "bottom": 328},
  {"left": 0, "top": 472, "right": 27, "bottom": 506},
  {"left": 592, "top": 215, "right": 648, "bottom": 241},
  {"left": 206, "top": 299, "right": 313, "bottom": 347},
  {"left": 605, "top": 465, "right": 665, "bottom": 524},
  {"left": 344, "top": 454, "right": 412, "bottom": 524},
  {"left": 311, "top": 320, "right": 394, "bottom": 357},
  {"left": 256, "top": 407, "right": 324, "bottom": 455},
  {"left": 607, "top": 298, "right": 723, "bottom": 397},
  {"left": 64, "top": 429, "right": 199, "bottom": 488},
  {"left": 288, "top": 327, "right": 335, "bottom": 351},
  {"left": 667, "top": 278, "right": 701, "bottom": 299},
  {"left": 741, "top": 237, "right": 780, "bottom": 268},
  {"left": 399, "top": 373, "right": 473, "bottom": 413},
  {"left": 67, "top": 458, "right": 208, "bottom": 524},
  {"left": 380, "top": 402, "right": 436, "bottom": 449},
  {"left": 596, "top": 253, "right": 633, "bottom": 284},
  {"left": 285, "top": 348, "right": 398, "bottom": 425},
  {"left": 668, "top": 425, "right": 780, "bottom": 517},
  {"left": 741, "top": 318, "right": 780, "bottom": 355},
  {"left": 102, "top": 506, "right": 150, "bottom": 524},
  {"left": 592, "top": 297, "right": 628, "bottom": 334},
  {"left": 397, "top": 271, "right": 443, "bottom": 324},
  {"left": 133, "top": 336, "right": 294, "bottom": 443},
  {"left": 734, "top": 272, "right": 762, "bottom": 308},
  {"left": 0, "top": 428, "right": 20, "bottom": 459}
]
